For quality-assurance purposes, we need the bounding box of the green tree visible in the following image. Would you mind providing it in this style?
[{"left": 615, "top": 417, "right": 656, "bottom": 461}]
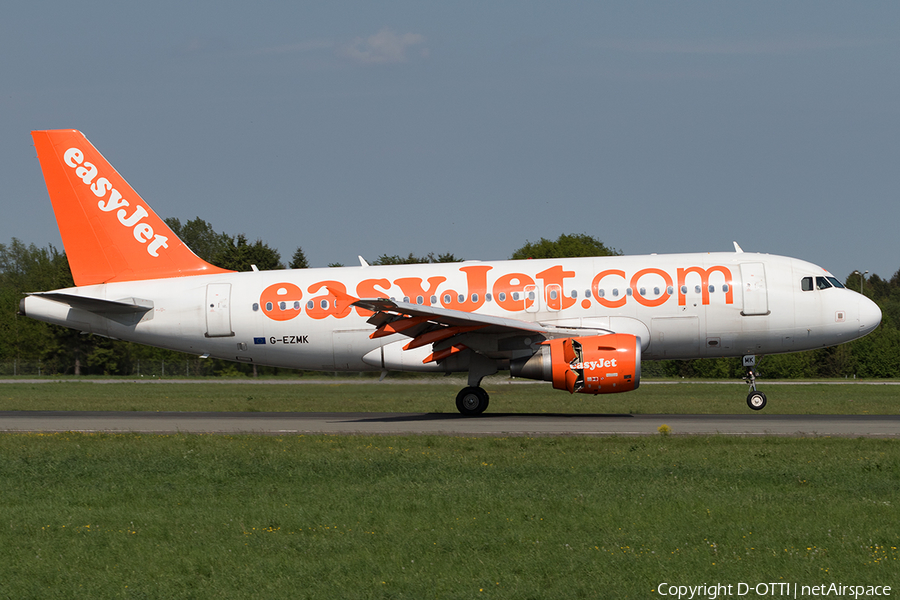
[
  {"left": 373, "top": 252, "right": 461, "bottom": 265},
  {"left": 0, "top": 239, "right": 78, "bottom": 370},
  {"left": 0, "top": 239, "right": 73, "bottom": 291},
  {"left": 290, "top": 247, "right": 310, "bottom": 269},
  {"left": 214, "top": 234, "right": 284, "bottom": 272},
  {"left": 164, "top": 217, "right": 231, "bottom": 264},
  {"left": 510, "top": 233, "right": 620, "bottom": 260}
]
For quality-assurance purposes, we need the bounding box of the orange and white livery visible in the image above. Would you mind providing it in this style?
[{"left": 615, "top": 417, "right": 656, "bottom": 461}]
[{"left": 22, "top": 130, "right": 882, "bottom": 413}]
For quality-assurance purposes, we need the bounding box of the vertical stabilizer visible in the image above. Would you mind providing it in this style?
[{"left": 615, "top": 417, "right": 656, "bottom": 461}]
[{"left": 32, "top": 129, "right": 232, "bottom": 285}]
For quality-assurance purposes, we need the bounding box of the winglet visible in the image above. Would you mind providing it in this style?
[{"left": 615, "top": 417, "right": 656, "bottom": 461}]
[
  {"left": 733, "top": 241, "right": 744, "bottom": 253},
  {"left": 31, "top": 130, "right": 233, "bottom": 286}
]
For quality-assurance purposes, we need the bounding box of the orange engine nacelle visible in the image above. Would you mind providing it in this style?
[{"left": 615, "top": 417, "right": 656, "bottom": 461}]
[{"left": 509, "top": 334, "right": 640, "bottom": 394}]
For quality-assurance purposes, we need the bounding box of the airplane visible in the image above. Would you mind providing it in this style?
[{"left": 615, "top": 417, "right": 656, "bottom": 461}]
[{"left": 20, "top": 130, "right": 882, "bottom": 414}]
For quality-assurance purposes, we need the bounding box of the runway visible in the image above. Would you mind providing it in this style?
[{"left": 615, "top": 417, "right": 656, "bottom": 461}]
[{"left": 2, "top": 411, "right": 899, "bottom": 437}]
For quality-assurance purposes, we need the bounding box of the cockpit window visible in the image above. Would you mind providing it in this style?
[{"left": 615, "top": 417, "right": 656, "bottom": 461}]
[
  {"left": 802, "top": 276, "right": 844, "bottom": 292},
  {"left": 816, "top": 277, "right": 832, "bottom": 290}
]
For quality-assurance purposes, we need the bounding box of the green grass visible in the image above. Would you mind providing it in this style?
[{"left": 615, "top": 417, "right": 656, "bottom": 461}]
[
  {"left": 0, "top": 380, "right": 898, "bottom": 414},
  {"left": 0, "top": 434, "right": 897, "bottom": 598}
]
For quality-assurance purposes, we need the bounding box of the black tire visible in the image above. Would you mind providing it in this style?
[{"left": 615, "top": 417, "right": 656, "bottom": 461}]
[
  {"left": 747, "top": 391, "right": 767, "bottom": 411},
  {"left": 456, "top": 387, "right": 489, "bottom": 416}
]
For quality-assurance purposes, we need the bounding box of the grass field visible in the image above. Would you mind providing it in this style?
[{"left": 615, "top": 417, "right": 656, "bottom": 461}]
[
  {"left": 1, "top": 433, "right": 898, "bottom": 598},
  {"left": 1, "top": 381, "right": 897, "bottom": 598},
  {"left": 0, "top": 379, "right": 898, "bottom": 414}
]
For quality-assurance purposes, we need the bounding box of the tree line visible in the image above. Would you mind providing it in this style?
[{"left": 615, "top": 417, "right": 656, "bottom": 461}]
[{"left": 1, "top": 226, "right": 897, "bottom": 379}]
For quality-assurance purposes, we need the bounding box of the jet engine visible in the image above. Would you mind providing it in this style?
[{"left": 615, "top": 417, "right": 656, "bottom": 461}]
[{"left": 510, "top": 334, "right": 641, "bottom": 394}]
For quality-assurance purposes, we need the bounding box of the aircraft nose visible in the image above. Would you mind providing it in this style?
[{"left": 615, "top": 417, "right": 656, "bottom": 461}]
[{"left": 858, "top": 296, "right": 882, "bottom": 336}]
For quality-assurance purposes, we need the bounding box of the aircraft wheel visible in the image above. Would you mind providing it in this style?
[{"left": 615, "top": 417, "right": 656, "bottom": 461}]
[
  {"left": 456, "top": 387, "right": 489, "bottom": 416},
  {"left": 747, "top": 391, "right": 767, "bottom": 411}
]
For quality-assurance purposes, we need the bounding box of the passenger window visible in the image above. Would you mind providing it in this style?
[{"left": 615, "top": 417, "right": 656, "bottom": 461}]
[
  {"left": 485, "top": 293, "right": 492, "bottom": 302},
  {"left": 681, "top": 285, "right": 688, "bottom": 294},
  {"left": 416, "top": 296, "right": 424, "bottom": 305},
  {"left": 472, "top": 293, "right": 479, "bottom": 303},
  {"left": 694, "top": 285, "right": 701, "bottom": 294},
  {"left": 252, "top": 303, "right": 260, "bottom": 311},
  {"left": 816, "top": 277, "right": 832, "bottom": 290},
  {"left": 570, "top": 290, "right": 578, "bottom": 299},
  {"left": 549, "top": 290, "right": 558, "bottom": 300},
  {"left": 431, "top": 296, "right": 437, "bottom": 304},
  {"left": 801, "top": 277, "right": 813, "bottom": 292}
]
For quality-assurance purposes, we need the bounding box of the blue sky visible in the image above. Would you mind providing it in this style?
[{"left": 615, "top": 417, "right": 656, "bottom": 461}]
[{"left": 2, "top": 1, "right": 898, "bottom": 280}]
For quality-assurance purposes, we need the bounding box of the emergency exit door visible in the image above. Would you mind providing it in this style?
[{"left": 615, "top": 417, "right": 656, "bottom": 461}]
[
  {"left": 740, "top": 263, "right": 769, "bottom": 316},
  {"left": 205, "top": 283, "right": 234, "bottom": 337}
]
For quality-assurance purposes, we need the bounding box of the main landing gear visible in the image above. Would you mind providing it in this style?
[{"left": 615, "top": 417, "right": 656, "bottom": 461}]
[
  {"left": 743, "top": 355, "right": 767, "bottom": 411},
  {"left": 455, "top": 354, "right": 497, "bottom": 416},
  {"left": 456, "top": 387, "right": 490, "bottom": 416}
]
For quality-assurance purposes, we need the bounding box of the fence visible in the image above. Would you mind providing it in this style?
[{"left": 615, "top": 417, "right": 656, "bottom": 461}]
[{"left": 0, "top": 359, "right": 235, "bottom": 378}]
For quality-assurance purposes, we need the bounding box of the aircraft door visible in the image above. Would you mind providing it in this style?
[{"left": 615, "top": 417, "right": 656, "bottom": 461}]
[
  {"left": 740, "top": 263, "right": 769, "bottom": 316},
  {"left": 205, "top": 283, "right": 234, "bottom": 337}
]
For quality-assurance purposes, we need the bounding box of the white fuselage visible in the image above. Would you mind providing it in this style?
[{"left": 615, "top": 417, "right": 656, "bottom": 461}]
[{"left": 23, "top": 252, "right": 882, "bottom": 372}]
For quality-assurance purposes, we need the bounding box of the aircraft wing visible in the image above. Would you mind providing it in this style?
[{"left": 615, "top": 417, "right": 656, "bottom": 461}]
[
  {"left": 354, "top": 297, "right": 548, "bottom": 332},
  {"left": 343, "top": 292, "right": 612, "bottom": 363}
]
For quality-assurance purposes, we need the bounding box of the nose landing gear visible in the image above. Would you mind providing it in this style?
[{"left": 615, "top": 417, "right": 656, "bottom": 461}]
[{"left": 743, "top": 355, "right": 767, "bottom": 411}]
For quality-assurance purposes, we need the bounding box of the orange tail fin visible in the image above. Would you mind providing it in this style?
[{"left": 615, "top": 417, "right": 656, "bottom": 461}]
[{"left": 32, "top": 129, "right": 232, "bottom": 286}]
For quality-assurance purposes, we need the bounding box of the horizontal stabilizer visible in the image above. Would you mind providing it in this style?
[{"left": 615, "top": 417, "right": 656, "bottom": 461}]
[{"left": 28, "top": 292, "right": 153, "bottom": 315}]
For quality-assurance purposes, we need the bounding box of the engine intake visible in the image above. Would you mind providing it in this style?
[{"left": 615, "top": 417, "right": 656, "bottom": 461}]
[{"left": 510, "top": 334, "right": 641, "bottom": 394}]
